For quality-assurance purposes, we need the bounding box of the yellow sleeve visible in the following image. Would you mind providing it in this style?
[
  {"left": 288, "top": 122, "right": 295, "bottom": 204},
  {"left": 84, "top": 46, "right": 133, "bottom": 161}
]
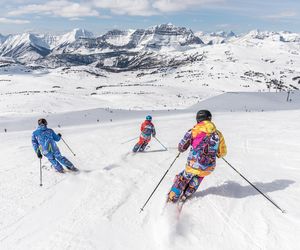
[{"left": 217, "top": 130, "right": 227, "bottom": 158}]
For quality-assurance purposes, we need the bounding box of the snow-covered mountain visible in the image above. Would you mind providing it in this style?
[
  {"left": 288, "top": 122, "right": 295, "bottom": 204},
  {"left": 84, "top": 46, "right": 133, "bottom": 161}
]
[
  {"left": 0, "top": 24, "right": 203, "bottom": 66},
  {"left": 0, "top": 29, "right": 94, "bottom": 63},
  {"left": 196, "top": 30, "right": 236, "bottom": 45},
  {"left": 232, "top": 29, "right": 300, "bottom": 46},
  {"left": 51, "top": 24, "right": 203, "bottom": 54},
  {"left": 0, "top": 33, "right": 50, "bottom": 62},
  {"left": 46, "top": 28, "right": 95, "bottom": 50},
  {"left": 0, "top": 25, "right": 299, "bottom": 73},
  {"left": 0, "top": 34, "right": 8, "bottom": 44}
]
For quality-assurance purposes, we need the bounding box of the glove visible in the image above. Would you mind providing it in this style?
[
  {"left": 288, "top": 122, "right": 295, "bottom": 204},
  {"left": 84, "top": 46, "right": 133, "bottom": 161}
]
[
  {"left": 37, "top": 150, "right": 43, "bottom": 159},
  {"left": 57, "top": 133, "right": 62, "bottom": 137},
  {"left": 178, "top": 140, "right": 190, "bottom": 152}
]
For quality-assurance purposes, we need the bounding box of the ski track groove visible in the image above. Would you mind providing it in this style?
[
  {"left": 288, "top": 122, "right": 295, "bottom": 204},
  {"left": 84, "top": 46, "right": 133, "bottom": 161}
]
[
  {"left": 0, "top": 173, "right": 89, "bottom": 248},
  {"left": 205, "top": 194, "right": 263, "bottom": 250},
  {"left": 212, "top": 168, "right": 263, "bottom": 249},
  {"left": 47, "top": 178, "right": 94, "bottom": 250},
  {"left": 0, "top": 170, "right": 69, "bottom": 236}
]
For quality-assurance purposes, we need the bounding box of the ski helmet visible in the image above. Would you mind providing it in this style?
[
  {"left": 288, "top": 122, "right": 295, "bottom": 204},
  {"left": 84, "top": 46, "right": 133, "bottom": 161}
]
[
  {"left": 38, "top": 118, "right": 48, "bottom": 126},
  {"left": 146, "top": 115, "right": 152, "bottom": 121},
  {"left": 196, "top": 110, "right": 212, "bottom": 122}
]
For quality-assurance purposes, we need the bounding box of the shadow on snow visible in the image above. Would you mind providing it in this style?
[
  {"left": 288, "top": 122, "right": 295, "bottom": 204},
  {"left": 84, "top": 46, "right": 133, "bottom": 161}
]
[{"left": 194, "top": 179, "right": 295, "bottom": 199}]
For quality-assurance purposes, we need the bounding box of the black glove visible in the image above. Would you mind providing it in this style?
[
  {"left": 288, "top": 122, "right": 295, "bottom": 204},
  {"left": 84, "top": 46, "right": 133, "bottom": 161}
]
[
  {"left": 57, "top": 133, "right": 62, "bottom": 137},
  {"left": 37, "top": 150, "right": 43, "bottom": 159}
]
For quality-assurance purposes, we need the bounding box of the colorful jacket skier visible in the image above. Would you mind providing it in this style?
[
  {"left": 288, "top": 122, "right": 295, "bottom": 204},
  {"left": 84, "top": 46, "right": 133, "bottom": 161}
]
[
  {"left": 168, "top": 110, "right": 227, "bottom": 202},
  {"left": 31, "top": 118, "right": 78, "bottom": 173},
  {"left": 133, "top": 115, "right": 156, "bottom": 152}
]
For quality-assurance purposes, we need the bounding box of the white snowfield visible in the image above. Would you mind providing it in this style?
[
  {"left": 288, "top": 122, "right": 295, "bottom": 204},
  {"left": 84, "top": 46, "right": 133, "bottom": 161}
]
[{"left": 0, "top": 91, "right": 300, "bottom": 250}]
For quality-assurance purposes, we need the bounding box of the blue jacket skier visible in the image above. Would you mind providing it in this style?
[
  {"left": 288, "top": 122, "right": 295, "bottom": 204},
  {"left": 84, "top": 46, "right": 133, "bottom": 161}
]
[{"left": 31, "top": 118, "right": 78, "bottom": 173}]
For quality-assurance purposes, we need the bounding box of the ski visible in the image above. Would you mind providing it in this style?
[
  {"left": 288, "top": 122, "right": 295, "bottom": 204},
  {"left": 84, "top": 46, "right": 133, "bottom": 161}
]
[
  {"left": 42, "top": 165, "right": 80, "bottom": 174},
  {"left": 165, "top": 195, "right": 186, "bottom": 219},
  {"left": 177, "top": 200, "right": 184, "bottom": 214},
  {"left": 176, "top": 197, "right": 187, "bottom": 219}
]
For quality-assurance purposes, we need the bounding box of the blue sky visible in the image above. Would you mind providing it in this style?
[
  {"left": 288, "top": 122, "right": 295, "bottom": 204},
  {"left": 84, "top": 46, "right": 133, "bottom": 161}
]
[{"left": 0, "top": 0, "right": 299, "bottom": 35}]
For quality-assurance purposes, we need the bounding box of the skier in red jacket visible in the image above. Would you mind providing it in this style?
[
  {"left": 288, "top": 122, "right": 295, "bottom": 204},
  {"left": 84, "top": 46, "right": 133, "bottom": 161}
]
[{"left": 133, "top": 115, "right": 156, "bottom": 152}]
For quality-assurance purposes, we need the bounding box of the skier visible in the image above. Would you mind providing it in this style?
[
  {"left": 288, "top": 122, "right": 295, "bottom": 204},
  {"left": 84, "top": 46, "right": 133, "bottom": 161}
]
[
  {"left": 133, "top": 115, "right": 156, "bottom": 152},
  {"left": 31, "top": 118, "right": 78, "bottom": 173},
  {"left": 167, "top": 110, "right": 227, "bottom": 202}
]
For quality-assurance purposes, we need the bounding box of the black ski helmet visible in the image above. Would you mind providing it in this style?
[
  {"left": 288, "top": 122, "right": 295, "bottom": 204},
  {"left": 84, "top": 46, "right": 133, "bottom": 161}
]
[
  {"left": 196, "top": 110, "right": 212, "bottom": 122},
  {"left": 38, "top": 118, "right": 48, "bottom": 126}
]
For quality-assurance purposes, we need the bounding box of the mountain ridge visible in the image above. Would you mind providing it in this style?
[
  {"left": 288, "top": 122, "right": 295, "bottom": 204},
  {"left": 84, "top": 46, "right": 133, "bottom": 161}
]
[{"left": 0, "top": 24, "right": 299, "bottom": 71}]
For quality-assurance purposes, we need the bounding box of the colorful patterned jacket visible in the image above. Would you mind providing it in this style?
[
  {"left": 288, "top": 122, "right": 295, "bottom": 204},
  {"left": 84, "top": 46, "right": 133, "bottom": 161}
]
[
  {"left": 178, "top": 120, "right": 227, "bottom": 177},
  {"left": 140, "top": 120, "right": 156, "bottom": 139}
]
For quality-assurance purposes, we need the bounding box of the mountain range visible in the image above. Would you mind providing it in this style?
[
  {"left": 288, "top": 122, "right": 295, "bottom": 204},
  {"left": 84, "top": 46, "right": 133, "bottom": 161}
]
[{"left": 0, "top": 24, "right": 299, "bottom": 72}]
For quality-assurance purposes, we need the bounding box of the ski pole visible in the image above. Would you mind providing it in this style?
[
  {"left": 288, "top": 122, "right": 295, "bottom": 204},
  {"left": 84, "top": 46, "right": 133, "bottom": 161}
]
[
  {"left": 61, "top": 137, "right": 76, "bottom": 156},
  {"left": 39, "top": 158, "right": 43, "bottom": 187},
  {"left": 140, "top": 152, "right": 181, "bottom": 213},
  {"left": 121, "top": 136, "right": 139, "bottom": 144},
  {"left": 222, "top": 157, "right": 285, "bottom": 213},
  {"left": 154, "top": 137, "right": 167, "bottom": 150}
]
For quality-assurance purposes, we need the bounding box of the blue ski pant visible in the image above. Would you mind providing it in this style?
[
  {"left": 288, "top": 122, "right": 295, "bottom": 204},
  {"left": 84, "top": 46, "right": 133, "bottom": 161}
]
[{"left": 45, "top": 150, "right": 74, "bottom": 172}]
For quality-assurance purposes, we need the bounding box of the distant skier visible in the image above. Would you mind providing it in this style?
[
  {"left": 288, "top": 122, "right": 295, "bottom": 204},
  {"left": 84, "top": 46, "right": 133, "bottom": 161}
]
[
  {"left": 133, "top": 115, "right": 156, "bottom": 152},
  {"left": 167, "top": 110, "right": 227, "bottom": 202},
  {"left": 31, "top": 118, "right": 78, "bottom": 173}
]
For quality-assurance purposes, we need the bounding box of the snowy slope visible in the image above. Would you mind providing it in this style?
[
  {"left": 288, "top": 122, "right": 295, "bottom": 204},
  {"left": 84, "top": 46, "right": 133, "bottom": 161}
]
[
  {"left": 1, "top": 91, "right": 300, "bottom": 132},
  {"left": 0, "top": 98, "right": 299, "bottom": 250},
  {"left": 0, "top": 24, "right": 300, "bottom": 250}
]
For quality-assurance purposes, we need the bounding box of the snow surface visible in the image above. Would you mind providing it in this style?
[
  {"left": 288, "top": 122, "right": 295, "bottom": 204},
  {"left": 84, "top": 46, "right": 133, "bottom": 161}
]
[
  {"left": 0, "top": 84, "right": 300, "bottom": 249},
  {"left": 0, "top": 30, "right": 300, "bottom": 248}
]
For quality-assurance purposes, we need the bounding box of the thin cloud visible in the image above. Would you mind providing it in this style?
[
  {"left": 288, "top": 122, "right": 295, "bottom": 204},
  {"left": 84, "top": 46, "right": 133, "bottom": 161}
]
[
  {"left": 90, "top": 0, "right": 157, "bottom": 16},
  {"left": 152, "top": 0, "right": 223, "bottom": 13},
  {"left": 8, "top": 0, "right": 225, "bottom": 18},
  {"left": 69, "top": 17, "right": 84, "bottom": 21},
  {"left": 216, "top": 23, "right": 230, "bottom": 28},
  {"left": 264, "top": 11, "right": 298, "bottom": 20},
  {"left": 94, "top": 0, "right": 224, "bottom": 15},
  {"left": 0, "top": 17, "right": 30, "bottom": 24},
  {"left": 8, "top": 1, "right": 99, "bottom": 18}
]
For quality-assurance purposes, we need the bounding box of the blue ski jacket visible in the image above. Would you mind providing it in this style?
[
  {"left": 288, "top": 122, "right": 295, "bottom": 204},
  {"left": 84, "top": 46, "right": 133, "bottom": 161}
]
[{"left": 32, "top": 125, "right": 61, "bottom": 155}]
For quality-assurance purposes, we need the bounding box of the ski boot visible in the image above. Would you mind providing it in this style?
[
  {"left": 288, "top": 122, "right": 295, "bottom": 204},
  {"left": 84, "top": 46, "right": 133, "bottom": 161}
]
[
  {"left": 167, "top": 187, "right": 181, "bottom": 203},
  {"left": 139, "top": 142, "right": 148, "bottom": 152},
  {"left": 179, "top": 195, "right": 187, "bottom": 202},
  {"left": 132, "top": 143, "right": 140, "bottom": 152},
  {"left": 55, "top": 167, "right": 65, "bottom": 173},
  {"left": 66, "top": 165, "right": 79, "bottom": 172}
]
